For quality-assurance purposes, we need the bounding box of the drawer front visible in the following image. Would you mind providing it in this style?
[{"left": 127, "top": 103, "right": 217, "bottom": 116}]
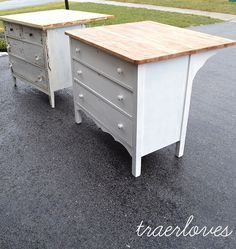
[
  {"left": 74, "top": 84, "right": 133, "bottom": 146},
  {"left": 22, "top": 26, "right": 43, "bottom": 44},
  {"left": 4, "top": 22, "right": 22, "bottom": 38},
  {"left": 7, "top": 38, "right": 45, "bottom": 67},
  {"left": 71, "top": 39, "right": 137, "bottom": 90},
  {"left": 73, "top": 60, "right": 133, "bottom": 116},
  {"left": 10, "top": 56, "right": 48, "bottom": 90}
]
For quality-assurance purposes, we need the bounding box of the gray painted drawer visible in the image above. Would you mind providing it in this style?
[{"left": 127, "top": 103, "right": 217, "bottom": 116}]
[
  {"left": 10, "top": 56, "right": 48, "bottom": 90},
  {"left": 22, "top": 26, "right": 43, "bottom": 44},
  {"left": 4, "top": 22, "right": 22, "bottom": 38},
  {"left": 73, "top": 60, "right": 133, "bottom": 117},
  {"left": 71, "top": 39, "right": 137, "bottom": 90},
  {"left": 7, "top": 37, "right": 45, "bottom": 67},
  {"left": 74, "top": 83, "right": 133, "bottom": 146}
]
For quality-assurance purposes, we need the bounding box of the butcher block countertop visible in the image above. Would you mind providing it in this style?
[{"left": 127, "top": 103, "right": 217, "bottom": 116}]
[
  {"left": 0, "top": 9, "right": 113, "bottom": 30},
  {"left": 65, "top": 21, "right": 236, "bottom": 64}
]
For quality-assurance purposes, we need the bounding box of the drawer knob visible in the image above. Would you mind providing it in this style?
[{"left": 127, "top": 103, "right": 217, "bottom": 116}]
[
  {"left": 118, "top": 123, "right": 124, "bottom": 129},
  {"left": 117, "top": 95, "right": 124, "bottom": 101},
  {"left": 75, "top": 48, "right": 80, "bottom": 53},
  {"left": 35, "top": 55, "right": 40, "bottom": 61},
  {"left": 37, "top": 76, "right": 43, "bottom": 82},
  {"left": 77, "top": 70, "right": 83, "bottom": 75},
  {"left": 79, "top": 94, "right": 84, "bottom": 99},
  {"left": 117, "top": 67, "right": 123, "bottom": 74}
]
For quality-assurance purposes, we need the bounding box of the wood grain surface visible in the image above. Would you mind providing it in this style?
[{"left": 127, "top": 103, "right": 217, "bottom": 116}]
[
  {"left": 0, "top": 9, "right": 113, "bottom": 30},
  {"left": 65, "top": 21, "right": 236, "bottom": 64}
]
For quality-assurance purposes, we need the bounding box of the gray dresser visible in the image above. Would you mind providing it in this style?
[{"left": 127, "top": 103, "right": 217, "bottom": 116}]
[{"left": 0, "top": 9, "right": 112, "bottom": 107}]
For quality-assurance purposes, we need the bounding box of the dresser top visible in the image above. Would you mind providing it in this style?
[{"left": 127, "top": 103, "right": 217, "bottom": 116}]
[
  {"left": 0, "top": 9, "right": 113, "bottom": 30},
  {"left": 65, "top": 21, "right": 236, "bottom": 64}
]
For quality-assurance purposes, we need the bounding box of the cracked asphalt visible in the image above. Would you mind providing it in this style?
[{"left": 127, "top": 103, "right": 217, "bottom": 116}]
[{"left": 0, "top": 22, "right": 236, "bottom": 249}]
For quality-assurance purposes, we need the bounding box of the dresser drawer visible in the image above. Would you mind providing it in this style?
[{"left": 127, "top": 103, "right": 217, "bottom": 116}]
[
  {"left": 73, "top": 60, "right": 133, "bottom": 116},
  {"left": 10, "top": 56, "right": 48, "bottom": 90},
  {"left": 4, "top": 22, "right": 22, "bottom": 38},
  {"left": 75, "top": 84, "right": 133, "bottom": 146},
  {"left": 22, "top": 26, "right": 43, "bottom": 45},
  {"left": 71, "top": 39, "right": 137, "bottom": 90},
  {"left": 7, "top": 38, "right": 45, "bottom": 67}
]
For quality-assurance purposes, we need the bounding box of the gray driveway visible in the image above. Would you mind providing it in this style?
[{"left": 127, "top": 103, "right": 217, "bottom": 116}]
[{"left": 0, "top": 22, "right": 236, "bottom": 249}]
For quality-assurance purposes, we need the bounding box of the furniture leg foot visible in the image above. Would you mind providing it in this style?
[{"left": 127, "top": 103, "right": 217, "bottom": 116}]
[
  {"left": 75, "top": 107, "right": 82, "bottom": 124},
  {"left": 175, "top": 141, "right": 184, "bottom": 158},
  {"left": 132, "top": 155, "right": 142, "bottom": 177},
  {"left": 13, "top": 76, "right": 17, "bottom": 87},
  {"left": 49, "top": 92, "right": 55, "bottom": 108}
]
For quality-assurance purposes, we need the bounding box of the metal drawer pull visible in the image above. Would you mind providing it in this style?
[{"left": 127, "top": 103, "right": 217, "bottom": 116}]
[
  {"left": 77, "top": 70, "right": 83, "bottom": 75},
  {"left": 118, "top": 123, "right": 124, "bottom": 129},
  {"left": 117, "top": 67, "right": 123, "bottom": 74},
  {"left": 37, "top": 76, "right": 43, "bottom": 82},
  {"left": 79, "top": 94, "right": 84, "bottom": 99},
  {"left": 35, "top": 55, "right": 40, "bottom": 61},
  {"left": 75, "top": 48, "right": 80, "bottom": 53},
  {"left": 117, "top": 95, "right": 124, "bottom": 101}
]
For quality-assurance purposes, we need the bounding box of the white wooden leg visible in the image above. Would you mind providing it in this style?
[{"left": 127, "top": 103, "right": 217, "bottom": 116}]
[
  {"left": 132, "top": 154, "right": 142, "bottom": 177},
  {"left": 131, "top": 64, "right": 145, "bottom": 177},
  {"left": 75, "top": 105, "right": 82, "bottom": 124},
  {"left": 175, "top": 55, "right": 192, "bottom": 158},
  {"left": 49, "top": 92, "right": 55, "bottom": 108},
  {"left": 175, "top": 51, "right": 217, "bottom": 158}
]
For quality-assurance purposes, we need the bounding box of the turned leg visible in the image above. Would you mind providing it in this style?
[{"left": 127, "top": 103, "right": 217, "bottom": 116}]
[
  {"left": 132, "top": 153, "right": 142, "bottom": 177},
  {"left": 49, "top": 92, "right": 55, "bottom": 108},
  {"left": 74, "top": 105, "right": 82, "bottom": 124}
]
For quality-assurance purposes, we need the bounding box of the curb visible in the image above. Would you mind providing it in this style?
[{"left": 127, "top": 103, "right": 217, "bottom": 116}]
[
  {"left": 0, "top": 52, "right": 8, "bottom": 57},
  {"left": 74, "top": 0, "right": 236, "bottom": 21}
]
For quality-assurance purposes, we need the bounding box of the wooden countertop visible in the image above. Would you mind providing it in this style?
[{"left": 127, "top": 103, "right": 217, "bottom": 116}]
[
  {"left": 65, "top": 21, "right": 236, "bottom": 64},
  {"left": 0, "top": 9, "right": 113, "bottom": 30}
]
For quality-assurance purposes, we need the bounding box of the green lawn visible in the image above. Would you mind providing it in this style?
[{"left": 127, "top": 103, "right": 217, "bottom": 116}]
[
  {"left": 0, "top": 2, "right": 221, "bottom": 51},
  {"left": 111, "top": 0, "right": 236, "bottom": 15}
]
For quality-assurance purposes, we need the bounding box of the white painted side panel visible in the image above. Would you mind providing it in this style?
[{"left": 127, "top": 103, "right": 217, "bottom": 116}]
[
  {"left": 46, "top": 24, "right": 85, "bottom": 92},
  {"left": 141, "top": 56, "right": 189, "bottom": 156}
]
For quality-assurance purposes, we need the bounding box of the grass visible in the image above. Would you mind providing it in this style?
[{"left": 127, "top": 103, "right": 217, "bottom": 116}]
[
  {"left": 0, "top": 37, "right": 6, "bottom": 51},
  {"left": 0, "top": 2, "right": 221, "bottom": 51},
  {"left": 111, "top": 0, "right": 236, "bottom": 15}
]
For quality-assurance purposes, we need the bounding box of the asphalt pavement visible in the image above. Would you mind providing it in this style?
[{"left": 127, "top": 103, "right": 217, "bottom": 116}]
[{"left": 0, "top": 22, "right": 236, "bottom": 249}]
